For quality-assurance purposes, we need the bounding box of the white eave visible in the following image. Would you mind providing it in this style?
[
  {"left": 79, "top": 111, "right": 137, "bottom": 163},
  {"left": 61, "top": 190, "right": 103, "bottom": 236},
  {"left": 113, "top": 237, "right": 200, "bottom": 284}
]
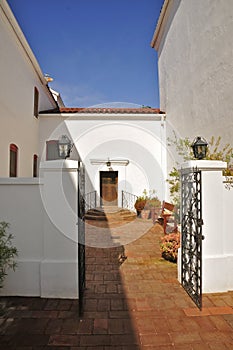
[
  {"left": 151, "top": 0, "right": 169, "bottom": 50},
  {"left": 39, "top": 112, "right": 166, "bottom": 121},
  {"left": 0, "top": 0, "right": 57, "bottom": 107},
  {"left": 49, "top": 88, "right": 65, "bottom": 107}
]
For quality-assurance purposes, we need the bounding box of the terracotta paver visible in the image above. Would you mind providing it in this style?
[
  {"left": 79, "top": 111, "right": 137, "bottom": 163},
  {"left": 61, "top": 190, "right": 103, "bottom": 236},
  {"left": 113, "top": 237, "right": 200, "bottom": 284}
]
[{"left": 0, "top": 214, "right": 233, "bottom": 349}]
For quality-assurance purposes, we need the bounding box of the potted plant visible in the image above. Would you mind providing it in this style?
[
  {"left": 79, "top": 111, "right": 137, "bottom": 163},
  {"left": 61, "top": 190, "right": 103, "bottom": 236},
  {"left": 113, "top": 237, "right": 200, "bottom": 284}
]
[
  {"left": 140, "top": 204, "right": 151, "bottom": 219},
  {"left": 146, "top": 196, "right": 161, "bottom": 222},
  {"left": 134, "top": 196, "right": 146, "bottom": 217},
  {"left": 134, "top": 190, "right": 161, "bottom": 220}
]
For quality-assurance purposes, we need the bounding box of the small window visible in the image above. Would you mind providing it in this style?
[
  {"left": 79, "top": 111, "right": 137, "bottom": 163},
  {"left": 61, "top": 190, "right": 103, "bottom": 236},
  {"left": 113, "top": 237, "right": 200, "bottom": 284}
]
[
  {"left": 10, "top": 144, "right": 18, "bottom": 177},
  {"left": 34, "top": 87, "right": 39, "bottom": 118},
  {"left": 46, "top": 140, "right": 60, "bottom": 160},
  {"left": 33, "top": 154, "right": 38, "bottom": 177}
]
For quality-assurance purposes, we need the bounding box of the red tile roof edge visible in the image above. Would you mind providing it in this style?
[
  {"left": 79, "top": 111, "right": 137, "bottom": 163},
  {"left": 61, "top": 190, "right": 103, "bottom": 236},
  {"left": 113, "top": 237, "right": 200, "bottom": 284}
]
[{"left": 40, "top": 107, "right": 165, "bottom": 114}]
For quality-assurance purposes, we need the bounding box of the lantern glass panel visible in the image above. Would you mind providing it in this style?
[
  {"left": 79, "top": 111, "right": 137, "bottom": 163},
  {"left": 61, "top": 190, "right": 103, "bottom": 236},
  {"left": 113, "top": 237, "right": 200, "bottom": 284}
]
[
  {"left": 192, "top": 136, "right": 208, "bottom": 160},
  {"left": 58, "top": 135, "right": 72, "bottom": 159}
]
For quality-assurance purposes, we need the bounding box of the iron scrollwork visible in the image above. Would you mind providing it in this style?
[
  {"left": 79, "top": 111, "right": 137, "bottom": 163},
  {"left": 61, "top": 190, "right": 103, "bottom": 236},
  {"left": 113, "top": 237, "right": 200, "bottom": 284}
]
[{"left": 181, "top": 168, "right": 203, "bottom": 310}]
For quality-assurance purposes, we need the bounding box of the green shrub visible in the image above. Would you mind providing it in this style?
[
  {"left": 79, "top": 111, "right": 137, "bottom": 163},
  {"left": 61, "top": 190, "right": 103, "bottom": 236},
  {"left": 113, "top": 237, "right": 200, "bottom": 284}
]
[
  {"left": 134, "top": 189, "right": 161, "bottom": 212},
  {"left": 167, "top": 134, "right": 233, "bottom": 206},
  {"left": 160, "top": 232, "right": 180, "bottom": 263},
  {"left": 0, "top": 222, "right": 18, "bottom": 288}
]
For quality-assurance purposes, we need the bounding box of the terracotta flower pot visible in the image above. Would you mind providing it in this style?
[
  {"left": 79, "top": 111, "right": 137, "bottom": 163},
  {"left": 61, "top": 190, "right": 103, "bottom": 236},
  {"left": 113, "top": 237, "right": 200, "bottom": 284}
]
[{"left": 140, "top": 209, "right": 150, "bottom": 220}]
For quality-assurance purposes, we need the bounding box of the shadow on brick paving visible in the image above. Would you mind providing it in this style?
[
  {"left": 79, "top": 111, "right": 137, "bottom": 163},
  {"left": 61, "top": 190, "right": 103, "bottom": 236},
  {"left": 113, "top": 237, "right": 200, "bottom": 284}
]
[
  {"left": 0, "top": 214, "right": 147, "bottom": 349},
  {"left": 0, "top": 220, "right": 233, "bottom": 349}
]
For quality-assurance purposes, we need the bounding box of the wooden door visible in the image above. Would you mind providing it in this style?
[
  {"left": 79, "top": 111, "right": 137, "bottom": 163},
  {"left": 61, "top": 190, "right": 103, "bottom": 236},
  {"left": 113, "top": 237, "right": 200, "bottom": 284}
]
[{"left": 100, "top": 171, "right": 118, "bottom": 206}]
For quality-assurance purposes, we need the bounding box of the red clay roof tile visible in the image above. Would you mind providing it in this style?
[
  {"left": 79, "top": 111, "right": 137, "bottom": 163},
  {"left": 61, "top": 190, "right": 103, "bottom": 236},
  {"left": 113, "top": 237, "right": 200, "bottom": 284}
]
[{"left": 41, "top": 107, "right": 165, "bottom": 114}]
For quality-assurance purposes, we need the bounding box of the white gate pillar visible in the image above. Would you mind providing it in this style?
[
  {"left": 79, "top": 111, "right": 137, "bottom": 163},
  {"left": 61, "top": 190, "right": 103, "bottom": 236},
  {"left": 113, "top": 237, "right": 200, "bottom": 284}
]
[
  {"left": 179, "top": 160, "right": 230, "bottom": 293},
  {"left": 40, "top": 160, "right": 79, "bottom": 298}
]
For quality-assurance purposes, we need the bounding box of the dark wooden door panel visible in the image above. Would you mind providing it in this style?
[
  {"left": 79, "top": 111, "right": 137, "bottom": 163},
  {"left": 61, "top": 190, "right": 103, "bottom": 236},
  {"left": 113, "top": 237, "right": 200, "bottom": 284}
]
[{"left": 100, "top": 171, "right": 118, "bottom": 206}]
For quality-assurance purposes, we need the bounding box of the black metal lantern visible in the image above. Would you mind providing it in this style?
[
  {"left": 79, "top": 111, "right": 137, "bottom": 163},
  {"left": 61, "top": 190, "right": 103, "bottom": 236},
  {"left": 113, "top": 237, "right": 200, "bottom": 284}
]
[
  {"left": 191, "top": 136, "right": 208, "bottom": 160},
  {"left": 58, "top": 135, "right": 72, "bottom": 159}
]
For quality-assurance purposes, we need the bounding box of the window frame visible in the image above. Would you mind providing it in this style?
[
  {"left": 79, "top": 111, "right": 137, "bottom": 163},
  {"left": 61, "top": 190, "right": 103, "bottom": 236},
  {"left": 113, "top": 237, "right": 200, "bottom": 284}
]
[
  {"left": 34, "top": 87, "right": 39, "bottom": 118},
  {"left": 33, "top": 154, "right": 38, "bottom": 177},
  {"left": 9, "top": 143, "right": 18, "bottom": 177}
]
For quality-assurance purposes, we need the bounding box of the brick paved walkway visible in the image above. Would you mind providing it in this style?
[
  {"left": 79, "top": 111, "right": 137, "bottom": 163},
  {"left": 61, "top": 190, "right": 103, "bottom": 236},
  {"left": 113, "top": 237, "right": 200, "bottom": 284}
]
[{"left": 0, "top": 220, "right": 233, "bottom": 349}]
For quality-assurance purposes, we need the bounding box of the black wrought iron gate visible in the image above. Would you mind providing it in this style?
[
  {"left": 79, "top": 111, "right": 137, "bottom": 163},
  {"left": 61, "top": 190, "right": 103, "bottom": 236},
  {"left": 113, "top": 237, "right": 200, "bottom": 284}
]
[
  {"left": 181, "top": 167, "right": 203, "bottom": 310},
  {"left": 78, "top": 162, "right": 85, "bottom": 315}
]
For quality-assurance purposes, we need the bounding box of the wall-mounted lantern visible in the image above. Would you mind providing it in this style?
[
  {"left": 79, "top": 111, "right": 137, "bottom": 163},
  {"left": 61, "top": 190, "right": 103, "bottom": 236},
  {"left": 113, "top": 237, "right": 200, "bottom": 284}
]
[
  {"left": 58, "top": 135, "right": 73, "bottom": 159},
  {"left": 191, "top": 136, "right": 208, "bottom": 160}
]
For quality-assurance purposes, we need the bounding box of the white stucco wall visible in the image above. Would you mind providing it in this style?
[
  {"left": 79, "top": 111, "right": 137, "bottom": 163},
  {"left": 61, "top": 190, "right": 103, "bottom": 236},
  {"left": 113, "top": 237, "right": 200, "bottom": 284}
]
[
  {"left": 153, "top": 0, "right": 233, "bottom": 146},
  {"left": 178, "top": 160, "right": 233, "bottom": 293},
  {"left": 0, "top": 161, "right": 80, "bottom": 298},
  {"left": 39, "top": 114, "right": 168, "bottom": 202},
  {"left": 40, "top": 161, "right": 79, "bottom": 298},
  {"left": 0, "top": 0, "right": 56, "bottom": 177},
  {"left": 0, "top": 179, "right": 44, "bottom": 295}
]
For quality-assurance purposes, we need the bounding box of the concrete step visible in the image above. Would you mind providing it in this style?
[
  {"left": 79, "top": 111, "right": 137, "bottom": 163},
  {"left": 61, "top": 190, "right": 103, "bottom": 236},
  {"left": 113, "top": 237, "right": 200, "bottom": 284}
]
[{"left": 84, "top": 207, "right": 137, "bottom": 224}]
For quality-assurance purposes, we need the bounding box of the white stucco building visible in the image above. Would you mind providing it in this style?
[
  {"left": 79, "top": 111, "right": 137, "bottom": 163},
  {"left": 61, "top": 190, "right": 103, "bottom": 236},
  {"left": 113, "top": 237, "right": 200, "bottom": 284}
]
[
  {"left": 151, "top": 0, "right": 233, "bottom": 148},
  {"left": 0, "top": 0, "right": 168, "bottom": 198},
  {"left": 0, "top": 0, "right": 59, "bottom": 178},
  {"left": 1, "top": 0, "right": 233, "bottom": 299},
  {"left": 0, "top": 0, "right": 168, "bottom": 298},
  {"left": 39, "top": 107, "right": 167, "bottom": 203},
  {"left": 152, "top": 0, "right": 233, "bottom": 296}
]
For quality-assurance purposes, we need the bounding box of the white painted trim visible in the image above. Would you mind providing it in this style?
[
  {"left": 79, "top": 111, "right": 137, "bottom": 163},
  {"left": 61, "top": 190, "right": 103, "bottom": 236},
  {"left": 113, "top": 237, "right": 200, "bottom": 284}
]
[
  {"left": 39, "top": 113, "right": 166, "bottom": 121},
  {"left": 181, "top": 160, "right": 227, "bottom": 171},
  {"left": 0, "top": 178, "right": 42, "bottom": 185},
  {"left": 40, "top": 160, "right": 79, "bottom": 170},
  {"left": 151, "top": 0, "right": 169, "bottom": 49}
]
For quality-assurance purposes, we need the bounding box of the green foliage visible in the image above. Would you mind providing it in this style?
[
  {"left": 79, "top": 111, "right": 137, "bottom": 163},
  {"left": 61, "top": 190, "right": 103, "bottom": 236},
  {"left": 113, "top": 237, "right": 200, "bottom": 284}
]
[
  {"left": 207, "top": 136, "right": 233, "bottom": 175},
  {"left": 166, "top": 167, "right": 180, "bottom": 206},
  {"left": 167, "top": 134, "right": 233, "bottom": 200},
  {"left": 145, "top": 197, "right": 161, "bottom": 209},
  {"left": 168, "top": 134, "right": 194, "bottom": 161},
  {"left": 134, "top": 189, "right": 161, "bottom": 212},
  {"left": 0, "top": 222, "right": 18, "bottom": 289},
  {"left": 169, "top": 134, "right": 233, "bottom": 167},
  {"left": 160, "top": 232, "right": 180, "bottom": 263}
]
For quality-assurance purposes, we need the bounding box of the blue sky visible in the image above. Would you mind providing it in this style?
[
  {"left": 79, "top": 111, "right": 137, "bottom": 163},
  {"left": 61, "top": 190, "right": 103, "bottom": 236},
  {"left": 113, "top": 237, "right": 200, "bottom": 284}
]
[{"left": 7, "top": 0, "right": 164, "bottom": 108}]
